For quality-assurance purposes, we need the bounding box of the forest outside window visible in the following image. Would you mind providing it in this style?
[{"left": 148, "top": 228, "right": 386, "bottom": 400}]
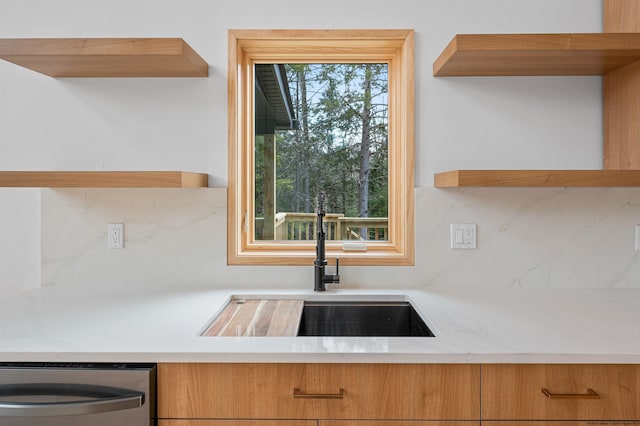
[{"left": 228, "top": 30, "right": 414, "bottom": 266}]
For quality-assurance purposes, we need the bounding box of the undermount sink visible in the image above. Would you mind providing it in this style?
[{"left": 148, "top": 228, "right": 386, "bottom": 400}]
[
  {"left": 202, "top": 296, "right": 435, "bottom": 337},
  {"left": 297, "top": 301, "right": 435, "bottom": 337}
]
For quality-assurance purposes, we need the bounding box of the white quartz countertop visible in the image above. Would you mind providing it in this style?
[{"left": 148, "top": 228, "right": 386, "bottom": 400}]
[{"left": 1, "top": 286, "right": 639, "bottom": 363}]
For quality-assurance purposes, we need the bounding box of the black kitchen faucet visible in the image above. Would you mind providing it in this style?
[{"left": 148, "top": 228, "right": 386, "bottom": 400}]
[{"left": 314, "top": 192, "right": 340, "bottom": 292}]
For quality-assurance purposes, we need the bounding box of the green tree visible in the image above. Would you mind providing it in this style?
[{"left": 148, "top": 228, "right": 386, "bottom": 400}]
[{"left": 259, "top": 63, "right": 388, "bottom": 239}]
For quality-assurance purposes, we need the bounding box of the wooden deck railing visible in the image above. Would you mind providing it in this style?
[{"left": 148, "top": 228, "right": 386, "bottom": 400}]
[{"left": 256, "top": 213, "right": 388, "bottom": 241}]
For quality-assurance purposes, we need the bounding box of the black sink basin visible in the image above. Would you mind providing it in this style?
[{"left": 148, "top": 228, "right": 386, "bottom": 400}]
[{"left": 297, "top": 301, "right": 434, "bottom": 337}]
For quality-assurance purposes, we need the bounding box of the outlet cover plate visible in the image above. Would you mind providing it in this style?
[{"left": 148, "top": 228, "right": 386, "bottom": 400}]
[
  {"left": 451, "top": 223, "right": 476, "bottom": 249},
  {"left": 108, "top": 223, "right": 124, "bottom": 249}
]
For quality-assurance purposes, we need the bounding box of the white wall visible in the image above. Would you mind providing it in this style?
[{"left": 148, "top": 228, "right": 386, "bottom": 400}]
[
  {"left": 0, "top": 190, "right": 40, "bottom": 296},
  {"left": 3, "top": 0, "right": 639, "bottom": 295}
]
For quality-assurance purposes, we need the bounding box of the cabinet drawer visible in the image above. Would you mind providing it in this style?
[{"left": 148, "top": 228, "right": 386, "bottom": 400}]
[
  {"left": 483, "top": 423, "right": 600, "bottom": 426},
  {"left": 322, "top": 422, "right": 480, "bottom": 426},
  {"left": 482, "top": 364, "right": 640, "bottom": 420},
  {"left": 159, "top": 422, "right": 315, "bottom": 426},
  {"left": 158, "top": 363, "right": 480, "bottom": 420}
]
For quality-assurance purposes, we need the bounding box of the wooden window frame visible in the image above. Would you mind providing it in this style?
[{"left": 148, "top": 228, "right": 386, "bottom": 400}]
[{"left": 228, "top": 29, "right": 414, "bottom": 266}]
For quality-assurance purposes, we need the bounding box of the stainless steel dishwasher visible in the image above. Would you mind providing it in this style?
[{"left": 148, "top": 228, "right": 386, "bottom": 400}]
[{"left": 0, "top": 362, "right": 156, "bottom": 426}]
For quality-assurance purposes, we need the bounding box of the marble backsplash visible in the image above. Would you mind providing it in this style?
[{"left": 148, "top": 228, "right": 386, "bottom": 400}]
[{"left": 41, "top": 187, "right": 640, "bottom": 289}]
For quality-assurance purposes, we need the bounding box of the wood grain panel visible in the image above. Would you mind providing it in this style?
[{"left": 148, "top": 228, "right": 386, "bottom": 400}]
[
  {"left": 434, "top": 170, "right": 640, "bottom": 187},
  {"left": 605, "top": 0, "right": 640, "bottom": 32},
  {"left": 433, "top": 33, "right": 640, "bottom": 76},
  {"left": 604, "top": 0, "right": 640, "bottom": 169},
  {"left": 0, "top": 171, "right": 208, "bottom": 188},
  {"left": 322, "top": 423, "right": 479, "bottom": 426},
  {"left": 483, "top": 423, "right": 604, "bottom": 426},
  {"left": 604, "top": 60, "right": 640, "bottom": 169},
  {"left": 158, "top": 363, "right": 480, "bottom": 420},
  {"left": 0, "top": 38, "right": 208, "bottom": 77},
  {"left": 482, "top": 364, "right": 640, "bottom": 420},
  {"left": 159, "top": 421, "right": 315, "bottom": 426},
  {"left": 202, "top": 299, "right": 303, "bottom": 337}
]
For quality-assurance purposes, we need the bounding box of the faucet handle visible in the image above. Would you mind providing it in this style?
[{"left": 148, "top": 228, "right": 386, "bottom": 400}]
[{"left": 333, "top": 257, "right": 341, "bottom": 284}]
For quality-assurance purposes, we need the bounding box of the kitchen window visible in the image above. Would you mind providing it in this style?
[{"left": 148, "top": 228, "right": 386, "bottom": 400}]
[{"left": 227, "top": 29, "right": 414, "bottom": 266}]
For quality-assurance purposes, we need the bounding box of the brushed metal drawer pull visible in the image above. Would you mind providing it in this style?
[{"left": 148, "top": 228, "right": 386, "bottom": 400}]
[
  {"left": 292, "top": 388, "right": 345, "bottom": 399},
  {"left": 541, "top": 388, "right": 600, "bottom": 399}
]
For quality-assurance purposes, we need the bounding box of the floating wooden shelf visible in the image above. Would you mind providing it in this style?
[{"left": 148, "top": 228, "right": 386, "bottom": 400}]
[
  {"left": 432, "top": 4, "right": 640, "bottom": 188},
  {"left": 0, "top": 38, "right": 208, "bottom": 77},
  {"left": 434, "top": 170, "right": 640, "bottom": 187},
  {"left": 0, "top": 171, "right": 208, "bottom": 188},
  {"left": 433, "top": 33, "right": 640, "bottom": 76}
]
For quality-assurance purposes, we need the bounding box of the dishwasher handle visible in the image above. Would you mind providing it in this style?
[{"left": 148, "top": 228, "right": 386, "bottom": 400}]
[{"left": 0, "top": 383, "right": 144, "bottom": 417}]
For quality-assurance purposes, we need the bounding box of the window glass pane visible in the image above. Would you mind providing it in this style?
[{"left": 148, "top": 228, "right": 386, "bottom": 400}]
[{"left": 254, "top": 63, "right": 389, "bottom": 242}]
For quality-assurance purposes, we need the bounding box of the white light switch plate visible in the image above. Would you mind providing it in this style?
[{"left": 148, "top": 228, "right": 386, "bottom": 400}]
[
  {"left": 451, "top": 224, "right": 476, "bottom": 249},
  {"left": 636, "top": 224, "right": 640, "bottom": 251}
]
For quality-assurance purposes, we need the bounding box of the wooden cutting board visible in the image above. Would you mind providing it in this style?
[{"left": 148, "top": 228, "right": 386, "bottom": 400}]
[{"left": 203, "top": 299, "right": 304, "bottom": 337}]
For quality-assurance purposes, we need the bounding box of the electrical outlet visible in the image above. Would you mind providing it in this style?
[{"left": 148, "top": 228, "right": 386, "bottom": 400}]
[
  {"left": 451, "top": 224, "right": 476, "bottom": 249},
  {"left": 108, "top": 223, "right": 124, "bottom": 249}
]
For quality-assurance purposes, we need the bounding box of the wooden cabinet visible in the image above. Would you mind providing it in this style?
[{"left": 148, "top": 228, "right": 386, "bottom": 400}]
[
  {"left": 157, "top": 363, "right": 480, "bottom": 421},
  {"left": 158, "top": 422, "right": 478, "bottom": 426},
  {"left": 158, "top": 363, "right": 640, "bottom": 424},
  {"left": 321, "top": 423, "right": 479, "bottom": 426},
  {"left": 483, "top": 423, "right": 599, "bottom": 426},
  {"left": 158, "top": 421, "right": 479, "bottom": 426},
  {"left": 482, "top": 364, "right": 640, "bottom": 421},
  {"left": 158, "top": 422, "right": 315, "bottom": 426}
]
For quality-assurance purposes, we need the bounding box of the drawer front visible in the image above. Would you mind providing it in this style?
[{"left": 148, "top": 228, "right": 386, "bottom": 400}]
[
  {"left": 321, "top": 422, "right": 480, "bottom": 426},
  {"left": 158, "top": 363, "right": 480, "bottom": 420},
  {"left": 482, "top": 364, "right": 640, "bottom": 420},
  {"left": 483, "top": 423, "right": 601, "bottom": 426},
  {"left": 159, "top": 422, "right": 315, "bottom": 426}
]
